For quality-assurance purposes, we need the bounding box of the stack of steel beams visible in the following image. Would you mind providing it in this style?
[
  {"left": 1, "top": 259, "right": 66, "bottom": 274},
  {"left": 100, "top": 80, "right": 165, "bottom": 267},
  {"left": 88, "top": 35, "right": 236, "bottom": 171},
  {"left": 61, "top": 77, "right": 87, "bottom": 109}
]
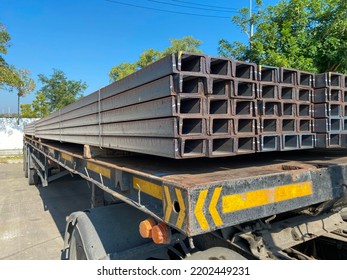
[
  {"left": 24, "top": 52, "right": 346, "bottom": 158},
  {"left": 257, "top": 66, "right": 315, "bottom": 152},
  {"left": 314, "top": 72, "right": 347, "bottom": 148}
]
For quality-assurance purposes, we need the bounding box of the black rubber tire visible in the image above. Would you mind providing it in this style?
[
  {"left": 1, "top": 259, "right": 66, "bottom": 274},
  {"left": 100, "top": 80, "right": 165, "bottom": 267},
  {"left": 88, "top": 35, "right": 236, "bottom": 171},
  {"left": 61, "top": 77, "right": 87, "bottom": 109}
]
[
  {"left": 341, "top": 208, "right": 347, "bottom": 221},
  {"left": 68, "top": 228, "right": 87, "bottom": 260}
]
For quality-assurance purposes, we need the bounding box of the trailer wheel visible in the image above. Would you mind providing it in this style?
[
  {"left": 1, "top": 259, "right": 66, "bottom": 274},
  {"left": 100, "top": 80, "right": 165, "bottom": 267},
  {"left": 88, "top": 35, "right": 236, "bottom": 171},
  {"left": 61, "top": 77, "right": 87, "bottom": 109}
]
[
  {"left": 68, "top": 228, "right": 87, "bottom": 260},
  {"left": 185, "top": 247, "right": 247, "bottom": 260}
]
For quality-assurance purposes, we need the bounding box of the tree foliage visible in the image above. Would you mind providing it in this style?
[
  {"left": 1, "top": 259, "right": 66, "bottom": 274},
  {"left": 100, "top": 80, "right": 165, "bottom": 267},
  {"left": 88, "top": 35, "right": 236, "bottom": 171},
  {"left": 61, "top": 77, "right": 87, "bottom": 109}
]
[
  {"left": 37, "top": 69, "right": 87, "bottom": 112},
  {"left": 0, "top": 23, "right": 35, "bottom": 94},
  {"left": 109, "top": 36, "right": 202, "bottom": 82},
  {"left": 21, "top": 93, "right": 49, "bottom": 118},
  {"left": 218, "top": 0, "right": 347, "bottom": 73}
]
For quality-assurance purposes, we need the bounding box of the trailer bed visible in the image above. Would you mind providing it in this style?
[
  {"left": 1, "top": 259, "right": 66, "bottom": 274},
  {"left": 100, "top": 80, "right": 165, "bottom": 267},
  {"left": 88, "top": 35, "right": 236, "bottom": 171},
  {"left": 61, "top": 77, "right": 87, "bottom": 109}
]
[{"left": 24, "top": 136, "right": 347, "bottom": 236}]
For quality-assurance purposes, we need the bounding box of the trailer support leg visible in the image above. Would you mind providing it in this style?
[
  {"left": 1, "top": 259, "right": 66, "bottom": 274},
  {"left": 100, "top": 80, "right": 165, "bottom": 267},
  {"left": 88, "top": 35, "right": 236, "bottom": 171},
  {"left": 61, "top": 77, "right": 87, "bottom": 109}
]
[{"left": 91, "top": 183, "right": 104, "bottom": 208}]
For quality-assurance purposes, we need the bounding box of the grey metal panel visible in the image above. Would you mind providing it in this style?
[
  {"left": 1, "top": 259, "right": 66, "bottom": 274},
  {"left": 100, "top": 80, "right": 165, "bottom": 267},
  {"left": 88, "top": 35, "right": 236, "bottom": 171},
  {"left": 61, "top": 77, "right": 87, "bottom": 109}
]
[
  {"left": 315, "top": 133, "right": 342, "bottom": 148},
  {"left": 260, "top": 117, "right": 280, "bottom": 134},
  {"left": 179, "top": 117, "right": 207, "bottom": 136},
  {"left": 297, "top": 87, "right": 312, "bottom": 102},
  {"left": 174, "top": 74, "right": 209, "bottom": 94},
  {"left": 313, "top": 88, "right": 342, "bottom": 103},
  {"left": 35, "top": 75, "right": 178, "bottom": 127},
  {"left": 279, "top": 67, "right": 298, "bottom": 85},
  {"left": 298, "top": 119, "right": 312, "bottom": 133},
  {"left": 35, "top": 118, "right": 179, "bottom": 138},
  {"left": 208, "top": 136, "right": 236, "bottom": 157},
  {"left": 315, "top": 72, "right": 343, "bottom": 88},
  {"left": 282, "top": 102, "right": 296, "bottom": 117},
  {"left": 208, "top": 117, "right": 233, "bottom": 136},
  {"left": 234, "top": 136, "right": 258, "bottom": 154},
  {"left": 259, "top": 134, "right": 280, "bottom": 151},
  {"left": 314, "top": 118, "right": 342, "bottom": 133},
  {"left": 298, "top": 71, "right": 314, "bottom": 87},
  {"left": 206, "top": 56, "right": 232, "bottom": 78},
  {"left": 279, "top": 85, "right": 297, "bottom": 100},
  {"left": 300, "top": 134, "right": 315, "bottom": 149},
  {"left": 281, "top": 134, "right": 300, "bottom": 150},
  {"left": 232, "top": 60, "right": 257, "bottom": 80},
  {"left": 208, "top": 77, "right": 234, "bottom": 97},
  {"left": 258, "top": 82, "right": 280, "bottom": 99},
  {"left": 34, "top": 134, "right": 182, "bottom": 158},
  {"left": 234, "top": 118, "right": 257, "bottom": 135},
  {"left": 35, "top": 97, "right": 178, "bottom": 130},
  {"left": 233, "top": 79, "right": 257, "bottom": 99},
  {"left": 281, "top": 118, "right": 297, "bottom": 133},
  {"left": 233, "top": 99, "right": 257, "bottom": 117},
  {"left": 258, "top": 65, "right": 279, "bottom": 82},
  {"left": 258, "top": 100, "right": 282, "bottom": 116},
  {"left": 314, "top": 103, "right": 342, "bottom": 118}
]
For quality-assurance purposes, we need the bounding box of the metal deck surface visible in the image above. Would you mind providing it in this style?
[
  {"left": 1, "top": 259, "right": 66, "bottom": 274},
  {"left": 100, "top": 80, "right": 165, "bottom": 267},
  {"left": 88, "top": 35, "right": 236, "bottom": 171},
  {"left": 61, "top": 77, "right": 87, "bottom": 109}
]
[{"left": 25, "top": 136, "right": 347, "bottom": 236}]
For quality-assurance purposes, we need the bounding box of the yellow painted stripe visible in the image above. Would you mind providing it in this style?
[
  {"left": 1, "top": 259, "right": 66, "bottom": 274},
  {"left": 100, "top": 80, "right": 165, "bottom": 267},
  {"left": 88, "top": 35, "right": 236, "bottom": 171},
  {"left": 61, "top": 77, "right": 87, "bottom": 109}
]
[
  {"left": 175, "top": 189, "right": 186, "bottom": 229},
  {"left": 86, "top": 162, "right": 111, "bottom": 179},
  {"left": 209, "top": 187, "right": 223, "bottom": 227},
  {"left": 164, "top": 186, "right": 172, "bottom": 223},
  {"left": 194, "top": 190, "right": 209, "bottom": 231},
  {"left": 178, "top": 51, "right": 183, "bottom": 59},
  {"left": 61, "top": 152, "right": 73, "bottom": 162},
  {"left": 223, "top": 182, "right": 313, "bottom": 213},
  {"left": 133, "top": 177, "right": 162, "bottom": 200}
]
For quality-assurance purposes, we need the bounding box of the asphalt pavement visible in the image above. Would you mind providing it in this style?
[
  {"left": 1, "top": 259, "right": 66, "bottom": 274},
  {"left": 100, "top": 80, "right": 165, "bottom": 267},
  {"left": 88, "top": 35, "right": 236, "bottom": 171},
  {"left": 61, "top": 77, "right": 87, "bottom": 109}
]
[{"left": 0, "top": 161, "right": 91, "bottom": 260}]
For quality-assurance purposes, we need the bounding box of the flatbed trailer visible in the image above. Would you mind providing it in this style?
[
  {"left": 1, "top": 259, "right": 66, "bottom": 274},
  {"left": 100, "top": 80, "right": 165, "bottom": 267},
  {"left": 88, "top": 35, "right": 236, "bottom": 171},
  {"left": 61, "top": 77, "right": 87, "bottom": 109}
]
[{"left": 23, "top": 135, "right": 347, "bottom": 260}]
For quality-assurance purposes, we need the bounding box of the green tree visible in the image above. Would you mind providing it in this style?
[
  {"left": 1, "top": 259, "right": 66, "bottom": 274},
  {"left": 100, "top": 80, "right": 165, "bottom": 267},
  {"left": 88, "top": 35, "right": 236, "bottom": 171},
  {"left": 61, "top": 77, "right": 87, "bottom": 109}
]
[
  {"left": 162, "top": 36, "right": 202, "bottom": 56},
  {"left": 0, "top": 22, "right": 36, "bottom": 119},
  {"left": 109, "top": 62, "right": 137, "bottom": 82},
  {"left": 109, "top": 36, "right": 202, "bottom": 82},
  {"left": 20, "top": 104, "right": 35, "bottom": 118},
  {"left": 21, "top": 93, "right": 49, "bottom": 118},
  {"left": 218, "top": 0, "right": 347, "bottom": 73},
  {"left": 31, "top": 93, "right": 49, "bottom": 117},
  {"left": 37, "top": 69, "right": 87, "bottom": 112},
  {"left": 0, "top": 22, "right": 11, "bottom": 84},
  {"left": 136, "top": 48, "right": 162, "bottom": 69}
]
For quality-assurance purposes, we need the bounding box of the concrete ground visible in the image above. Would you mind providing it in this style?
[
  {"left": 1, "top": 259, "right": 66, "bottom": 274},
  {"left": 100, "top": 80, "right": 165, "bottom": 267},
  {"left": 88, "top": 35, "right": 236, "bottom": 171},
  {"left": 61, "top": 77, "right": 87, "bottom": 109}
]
[{"left": 0, "top": 161, "right": 91, "bottom": 260}]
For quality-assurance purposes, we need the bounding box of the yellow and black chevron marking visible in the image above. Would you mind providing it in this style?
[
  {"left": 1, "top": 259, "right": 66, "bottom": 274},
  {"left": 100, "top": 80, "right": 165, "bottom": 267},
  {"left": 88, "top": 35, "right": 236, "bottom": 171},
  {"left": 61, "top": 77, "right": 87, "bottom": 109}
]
[
  {"left": 163, "top": 185, "right": 187, "bottom": 231},
  {"left": 194, "top": 187, "right": 224, "bottom": 231},
  {"left": 194, "top": 182, "right": 313, "bottom": 231}
]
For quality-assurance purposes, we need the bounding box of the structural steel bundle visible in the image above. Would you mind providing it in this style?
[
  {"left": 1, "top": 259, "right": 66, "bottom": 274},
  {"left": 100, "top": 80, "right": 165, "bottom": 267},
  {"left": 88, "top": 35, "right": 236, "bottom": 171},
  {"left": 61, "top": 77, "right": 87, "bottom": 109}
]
[{"left": 24, "top": 52, "right": 347, "bottom": 158}]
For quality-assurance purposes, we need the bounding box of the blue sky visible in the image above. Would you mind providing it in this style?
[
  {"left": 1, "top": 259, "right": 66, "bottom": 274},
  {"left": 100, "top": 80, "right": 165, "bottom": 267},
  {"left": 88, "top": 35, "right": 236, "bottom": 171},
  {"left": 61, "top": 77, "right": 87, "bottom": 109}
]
[{"left": 1, "top": 0, "right": 277, "bottom": 113}]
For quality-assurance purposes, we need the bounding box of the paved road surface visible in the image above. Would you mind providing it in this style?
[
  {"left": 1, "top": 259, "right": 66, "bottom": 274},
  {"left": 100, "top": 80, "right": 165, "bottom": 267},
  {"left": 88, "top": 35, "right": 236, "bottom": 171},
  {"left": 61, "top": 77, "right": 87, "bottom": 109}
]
[{"left": 0, "top": 161, "right": 91, "bottom": 260}]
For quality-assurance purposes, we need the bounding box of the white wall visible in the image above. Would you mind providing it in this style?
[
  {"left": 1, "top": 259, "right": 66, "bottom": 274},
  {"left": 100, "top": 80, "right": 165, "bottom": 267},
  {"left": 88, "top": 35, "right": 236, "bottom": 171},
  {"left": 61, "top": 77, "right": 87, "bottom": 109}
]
[{"left": 0, "top": 118, "right": 37, "bottom": 152}]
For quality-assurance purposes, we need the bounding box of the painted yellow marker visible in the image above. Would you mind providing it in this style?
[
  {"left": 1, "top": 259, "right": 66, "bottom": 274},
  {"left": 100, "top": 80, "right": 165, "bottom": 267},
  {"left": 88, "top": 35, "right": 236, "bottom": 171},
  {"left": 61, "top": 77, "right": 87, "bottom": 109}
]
[
  {"left": 209, "top": 187, "right": 223, "bottom": 227},
  {"left": 194, "top": 190, "right": 209, "bottom": 231},
  {"left": 175, "top": 189, "right": 186, "bottom": 229},
  {"left": 178, "top": 51, "right": 183, "bottom": 60},
  {"left": 223, "top": 182, "right": 313, "bottom": 213},
  {"left": 61, "top": 152, "right": 73, "bottom": 162},
  {"left": 164, "top": 186, "right": 172, "bottom": 223},
  {"left": 133, "top": 177, "right": 162, "bottom": 200},
  {"left": 86, "top": 162, "right": 111, "bottom": 179}
]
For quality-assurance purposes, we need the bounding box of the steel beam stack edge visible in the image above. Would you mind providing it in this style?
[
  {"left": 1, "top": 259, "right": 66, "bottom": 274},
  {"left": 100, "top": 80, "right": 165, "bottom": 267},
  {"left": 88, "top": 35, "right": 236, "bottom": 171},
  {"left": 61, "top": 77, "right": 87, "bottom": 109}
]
[
  {"left": 24, "top": 52, "right": 346, "bottom": 159},
  {"left": 313, "top": 72, "right": 347, "bottom": 148}
]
